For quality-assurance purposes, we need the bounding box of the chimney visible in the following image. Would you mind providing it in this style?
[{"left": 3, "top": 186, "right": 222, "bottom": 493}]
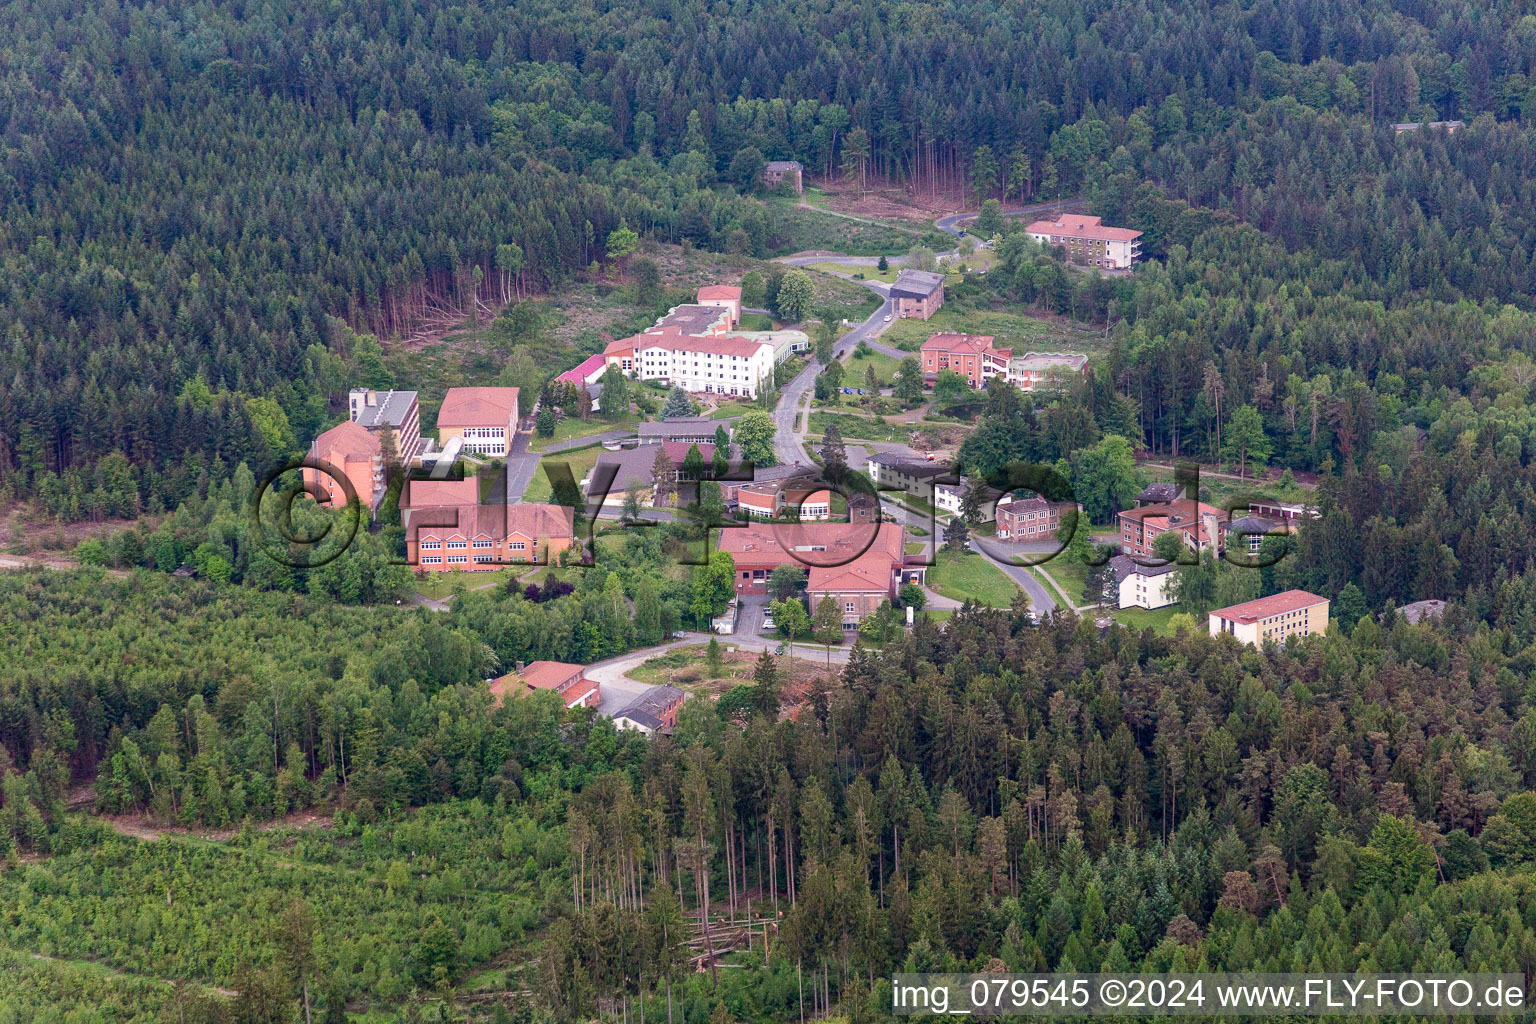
[{"left": 515, "top": 660, "right": 526, "bottom": 674}]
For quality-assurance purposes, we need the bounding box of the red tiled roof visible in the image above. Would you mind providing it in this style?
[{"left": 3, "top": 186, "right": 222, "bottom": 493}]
[
  {"left": 697, "top": 285, "right": 742, "bottom": 301},
  {"left": 489, "top": 660, "right": 590, "bottom": 706},
  {"left": 311, "top": 420, "right": 380, "bottom": 461},
  {"left": 401, "top": 479, "right": 480, "bottom": 508},
  {"left": 720, "top": 521, "right": 905, "bottom": 566},
  {"left": 632, "top": 330, "right": 767, "bottom": 359},
  {"left": 1211, "top": 589, "right": 1329, "bottom": 623},
  {"left": 1025, "top": 214, "right": 1141, "bottom": 242},
  {"left": 412, "top": 502, "right": 574, "bottom": 541},
  {"left": 1118, "top": 499, "right": 1223, "bottom": 524},
  {"left": 437, "top": 387, "right": 519, "bottom": 428},
  {"left": 922, "top": 333, "right": 999, "bottom": 355},
  {"left": 808, "top": 551, "right": 894, "bottom": 593},
  {"left": 604, "top": 338, "right": 635, "bottom": 357},
  {"left": 558, "top": 355, "right": 608, "bottom": 383}
]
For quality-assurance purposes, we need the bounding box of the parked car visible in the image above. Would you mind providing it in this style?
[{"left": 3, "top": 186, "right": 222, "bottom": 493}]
[
  {"left": 775, "top": 644, "right": 785, "bottom": 655},
  {"left": 670, "top": 630, "right": 689, "bottom": 639},
  {"left": 761, "top": 612, "right": 775, "bottom": 631},
  {"left": 882, "top": 314, "right": 892, "bottom": 322}
]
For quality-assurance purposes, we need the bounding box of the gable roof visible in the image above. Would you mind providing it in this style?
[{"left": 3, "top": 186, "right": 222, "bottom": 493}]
[
  {"left": 697, "top": 285, "right": 742, "bottom": 301},
  {"left": 719, "top": 521, "right": 905, "bottom": 566},
  {"left": 922, "top": 333, "right": 1001, "bottom": 355},
  {"left": 410, "top": 502, "right": 575, "bottom": 541},
  {"left": 615, "top": 684, "right": 686, "bottom": 725},
  {"left": 311, "top": 420, "right": 380, "bottom": 461},
  {"left": 401, "top": 478, "right": 480, "bottom": 508},
  {"left": 632, "top": 329, "right": 768, "bottom": 359},
  {"left": 808, "top": 550, "right": 894, "bottom": 593},
  {"left": 1107, "top": 553, "right": 1179, "bottom": 585},
  {"left": 557, "top": 355, "right": 608, "bottom": 384}
]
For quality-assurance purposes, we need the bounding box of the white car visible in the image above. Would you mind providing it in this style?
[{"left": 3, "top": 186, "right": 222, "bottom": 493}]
[
  {"left": 761, "top": 612, "right": 776, "bottom": 631},
  {"left": 883, "top": 314, "right": 892, "bottom": 322}
]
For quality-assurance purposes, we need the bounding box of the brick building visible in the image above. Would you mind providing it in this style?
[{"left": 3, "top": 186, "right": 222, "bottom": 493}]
[
  {"left": 889, "top": 269, "right": 945, "bottom": 319},
  {"left": 995, "top": 496, "right": 1078, "bottom": 541},
  {"left": 920, "top": 333, "right": 1012, "bottom": 388},
  {"left": 406, "top": 502, "right": 575, "bottom": 570},
  {"left": 305, "top": 420, "right": 384, "bottom": 511},
  {"left": 1118, "top": 499, "right": 1227, "bottom": 558},
  {"left": 717, "top": 522, "right": 921, "bottom": 610}
]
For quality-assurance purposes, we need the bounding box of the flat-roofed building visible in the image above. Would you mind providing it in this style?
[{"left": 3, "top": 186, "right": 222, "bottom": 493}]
[
  {"left": 1009, "top": 352, "right": 1089, "bottom": 392},
  {"left": 737, "top": 483, "right": 831, "bottom": 520},
  {"left": 889, "top": 269, "right": 946, "bottom": 319},
  {"left": 1209, "top": 590, "right": 1330, "bottom": 646},
  {"left": 654, "top": 304, "right": 734, "bottom": 337},
  {"left": 1025, "top": 214, "right": 1142, "bottom": 269},
  {"left": 348, "top": 388, "right": 423, "bottom": 462},
  {"left": 867, "top": 452, "right": 950, "bottom": 500}
]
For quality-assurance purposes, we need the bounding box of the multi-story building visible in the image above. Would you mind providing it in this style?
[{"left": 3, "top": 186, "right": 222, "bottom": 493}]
[
  {"left": 867, "top": 452, "right": 951, "bottom": 501},
  {"left": 406, "top": 502, "right": 575, "bottom": 571},
  {"left": 717, "top": 521, "right": 923, "bottom": 608},
  {"left": 604, "top": 329, "right": 776, "bottom": 398},
  {"left": 400, "top": 478, "right": 480, "bottom": 511},
  {"left": 305, "top": 420, "right": 384, "bottom": 511},
  {"left": 435, "top": 387, "right": 519, "bottom": 457},
  {"left": 491, "top": 660, "right": 600, "bottom": 709},
  {"left": 1025, "top": 215, "right": 1143, "bottom": 269},
  {"left": 1107, "top": 554, "right": 1178, "bottom": 610},
  {"left": 889, "top": 269, "right": 946, "bottom": 319},
  {"left": 1118, "top": 499, "right": 1227, "bottom": 558},
  {"left": 995, "top": 496, "right": 1077, "bottom": 540},
  {"left": 934, "top": 481, "right": 999, "bottom": 522},
  {"left": 1209, "top": 590, "right": 1330, "bottom": 646},
  {"left": 1009, "top": 352, "right": 1089, "bottom": 393},
  {"left": 737, "top": 483, "right": 831, "bottom": 520},
  {"left": 348, "top": 388, "right": 423, "bottom": 462},
  {"left": 762, "top": 161, "right": 804, "bottom": 193},
  {"left": 637, "top": 418, "right": 724, "bottom": 446},
  {"left": 920, "top": 333, "right": 1012, "bottom": 388},
  {"left": 695, "top": 285, "right": 743, "bottom": 326},
  {"left": 613, "top": 684, "right": 687, "bottom": 734}
]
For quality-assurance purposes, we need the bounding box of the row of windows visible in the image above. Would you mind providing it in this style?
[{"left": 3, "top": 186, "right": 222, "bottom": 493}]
[
  {"left": 418, "top": 538, "right": 532, "bottom": 549},
  {"left": 463, "top": 427, "right": 506, "bottom": 439}
]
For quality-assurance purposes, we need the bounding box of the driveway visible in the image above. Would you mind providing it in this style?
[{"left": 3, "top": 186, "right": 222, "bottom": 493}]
[{"left": 503, "top": 430, "right": 541, "bottom": 503}]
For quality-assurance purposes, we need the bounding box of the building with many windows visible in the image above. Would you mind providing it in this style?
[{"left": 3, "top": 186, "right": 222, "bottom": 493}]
[
  {"left": 717, "top": 522, "right": 924, "bottom": 612},
  {"left": 1209, "top": 590, "right": 1330, "bottom": 645},
  {"left": 435, "top": 387, "right": 520, "bottom": 457},
  {"left": 995, "top": 496, "right": 1078, "bottom": 540},
  {"left": 603, "top": 329, "right": 777, "bottom": 398},
  {"left": 920, "top": 333, "right": 1012, "bottom": 388},
  {"left": 1009, "top": 352, "right": 1089, "bottom": 392},
  {"left": 1107, "top": 554, "right": 1178, "bottom": 610},
  {"left": 347, "top": 388, "right": 423, "bottom": 462},
  {"left": 1025, "top": 214, "right": 1142, "bottom": 269},
  {"left": 1118, "top": 499, "right": 1227, "bottom": 558},
  {"left": 405, "top": 502, "right": 575, "bottom": 570}
]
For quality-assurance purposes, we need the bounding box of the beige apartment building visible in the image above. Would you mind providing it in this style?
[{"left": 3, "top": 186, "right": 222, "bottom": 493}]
[{"left": 1209, "top": 590, "right": 1330, "bottom": 645}]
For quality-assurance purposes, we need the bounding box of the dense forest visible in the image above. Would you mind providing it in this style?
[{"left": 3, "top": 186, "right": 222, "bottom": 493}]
[
  {"left": 8, "top": 0, "right": 1536, "bottom": 514},
  {"left": 9, "top": 573, "right": 1536, "bottom": 1021}
]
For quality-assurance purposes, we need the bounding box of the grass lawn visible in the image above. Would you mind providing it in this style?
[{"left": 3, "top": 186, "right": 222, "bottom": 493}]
[
  {"left": 412, "top": 566, "right": 524, "bottom": 601},
  {"left": 844, "top": 347, "right": 903, "bottom": 387},
  {"left": 926, "top": 550, "right": 1022, "bottom": 607},
  {"left": 1034, "top": 558, "right": 1091, "bottom": 605},
  {"left": 880, "top": 305, "right": 1102, "bottom": 356},
  {"left": 905, "top": 541, "right": 926, "bottom": 555},
  {"left": 808, "top": 411, "right": 914, "bottom": 443},
  {"left": 710, "top": 400, "right": 760, "bottom": 420},
  {"left": 1110, "top": 605, "right": 1181, "bottom": 634},
  {"left": 524, "top": 445, "right": 605, "bottom": 503},
  {"left": 530, "top": 413, "right": 636, "bottom": 450},
  {"left": 807, "top": 261, "right": 899, "bottom": 284},
  {"left": 737, "top": 312, "right": 775, "bottom": 331}
]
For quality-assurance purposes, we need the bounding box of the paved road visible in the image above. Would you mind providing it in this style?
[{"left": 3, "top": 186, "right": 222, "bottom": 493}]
[
  {"left": 503, "top": 430, "right": 541, "bottom": 503},
  {"left": 935, "top": 198, "right": 1086, "bottom": 240},
  {"left": 971, "top": 536, "right": 1060, "bottom": 612}
]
